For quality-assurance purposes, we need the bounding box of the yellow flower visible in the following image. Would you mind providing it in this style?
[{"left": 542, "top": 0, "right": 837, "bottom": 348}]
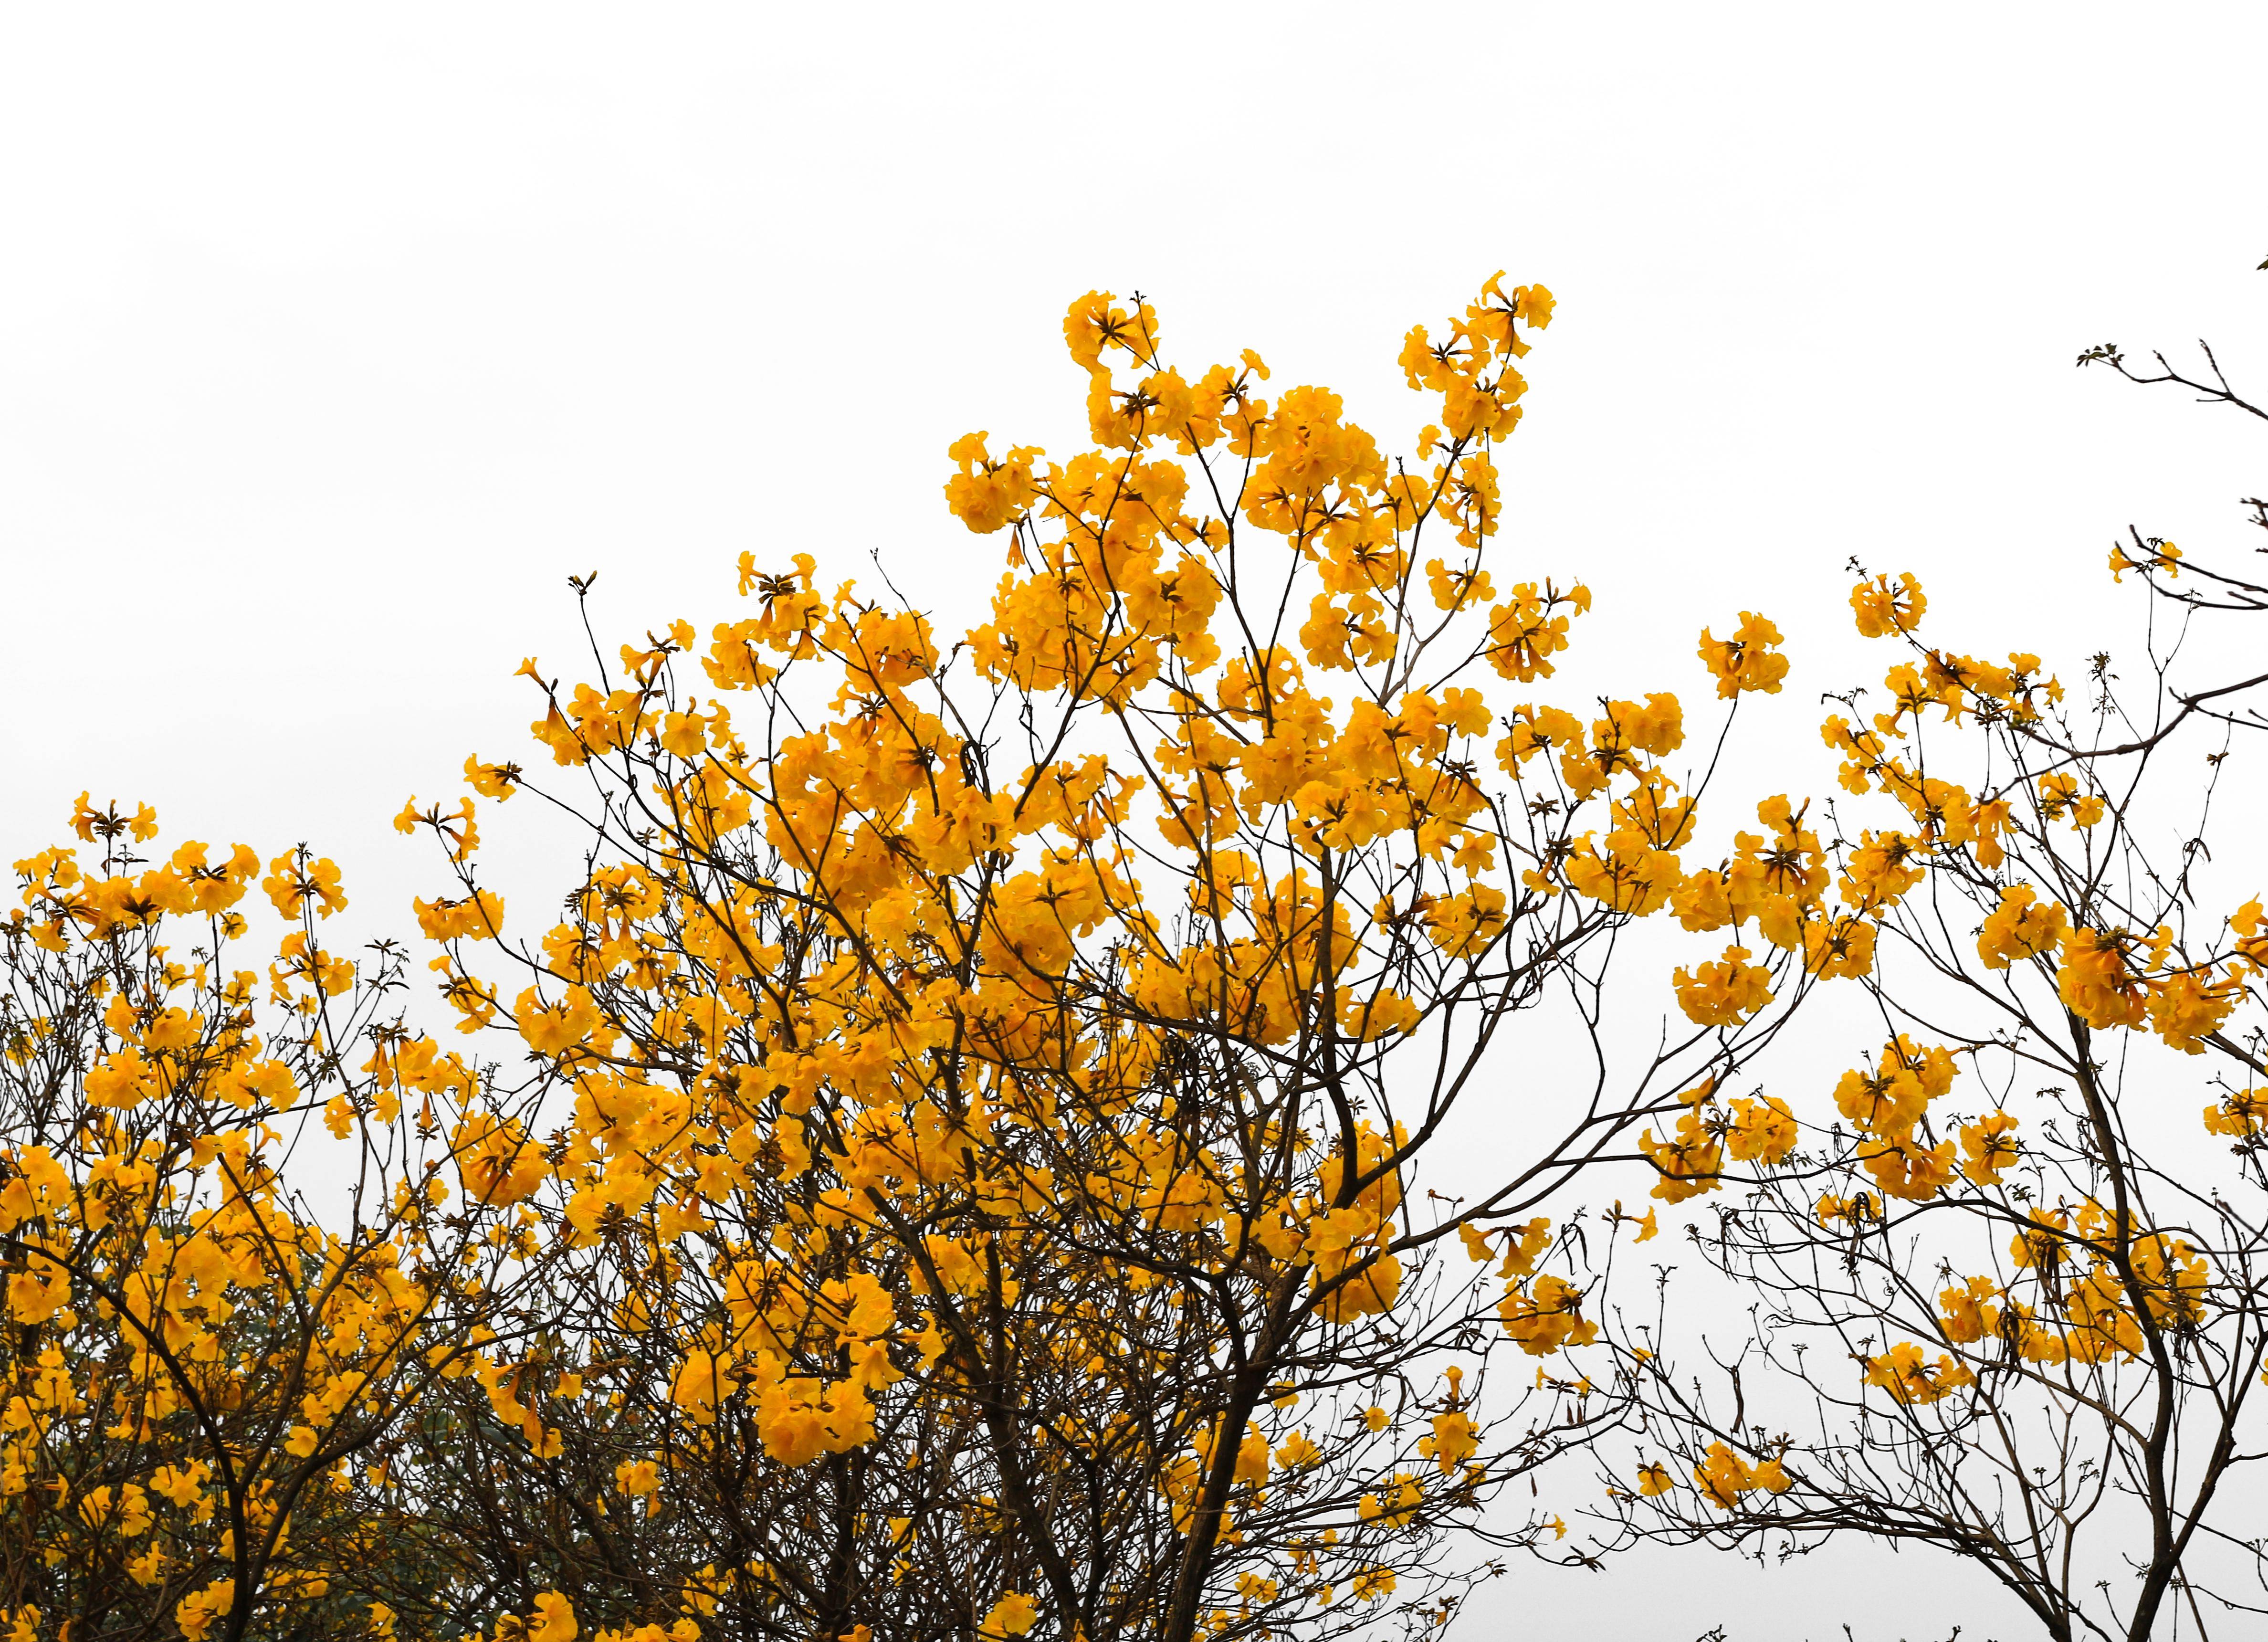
[
  {"left": 1274, "top": 1430, "right": 1323, "bottom": 1469},
  {"left": 1864, "top": 1343, "right": 1975, "bottom": 1405},
  {"left": 2109, "top": 537, "right": 2182, "bottom": 580},
  {"left": 981, "top": 1591, "right": 1040, "bottom": 1640},
  {"left": 2057, "top": 926, "right": 2149, "bottom": 1030},
  {"left": 1977, "top": 883, "right": 2067, "bottom": 969},
  {"left": 1351, "top": 1567, "right": 1398, "bottom": 1602},
  {"left": 1424, "top": 1409, "right": 1480, "bottom": 1474},
  {"left": 1697, "top": 611, "right": 1790, "bottom": 697},
  {"left": 670, "top": 1351, "right": 736, "bottom": 1426},
  {"left": 1952, "top": 1109, "right": 2019, "bottom": 1184},
  {"left": 528, "top": 1592, "right": 578, "bottom": 1642},
  {"left": 1849, "top": 571, "right": 1926, "bottom": 637},
  {"left": 1672, "top": 945, "right": 1774, "bottom": 1028}
]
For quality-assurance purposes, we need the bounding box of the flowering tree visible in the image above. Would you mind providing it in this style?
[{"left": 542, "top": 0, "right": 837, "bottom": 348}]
[
  {"left": 384, "top": 275, "right": 1858, "bottom": 1642},
  {"left": 1597, "top": 341, "right": 2268, "bottom": 1642},
  {"left": 0, "top": 803, "right": 579, "bottom": 1641}
]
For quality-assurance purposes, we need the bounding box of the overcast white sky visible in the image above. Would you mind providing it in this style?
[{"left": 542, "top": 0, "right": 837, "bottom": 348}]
[{"left": 6, "top": 6, "right": 2268, "bottom": 1637}]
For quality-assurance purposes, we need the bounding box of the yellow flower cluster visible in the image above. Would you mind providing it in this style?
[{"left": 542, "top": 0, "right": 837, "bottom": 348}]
[
  {"left": 369, "top": 274, "right": 1756, "bottom": 1633},
  {"left": 4, "top": 800, "right": 573, "bottom": 1632},
  {"left": 10, "top": 275, "right": 1907, "bottom": 1636}
]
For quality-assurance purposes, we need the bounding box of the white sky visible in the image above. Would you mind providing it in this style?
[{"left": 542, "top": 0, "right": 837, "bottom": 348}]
[{"left": 6, "top": 6, "right": 2268, "bottom": 1637}]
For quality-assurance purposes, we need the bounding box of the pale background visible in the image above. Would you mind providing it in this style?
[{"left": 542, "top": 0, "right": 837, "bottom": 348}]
[{"left": 6, "top": 6, "right": 2267, "bottom": 1637}]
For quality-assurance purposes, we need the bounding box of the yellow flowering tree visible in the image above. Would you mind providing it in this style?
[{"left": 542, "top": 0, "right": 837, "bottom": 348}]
[
  {"left": 1597, "top": 339, "right": 2268, "bottom": 1642},
  {"left": 0, "top": 802, "right": 577, "bottom": 1642},
  {"left": 385, "top": 276, "right": 1853, "bottom": 1642}
]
